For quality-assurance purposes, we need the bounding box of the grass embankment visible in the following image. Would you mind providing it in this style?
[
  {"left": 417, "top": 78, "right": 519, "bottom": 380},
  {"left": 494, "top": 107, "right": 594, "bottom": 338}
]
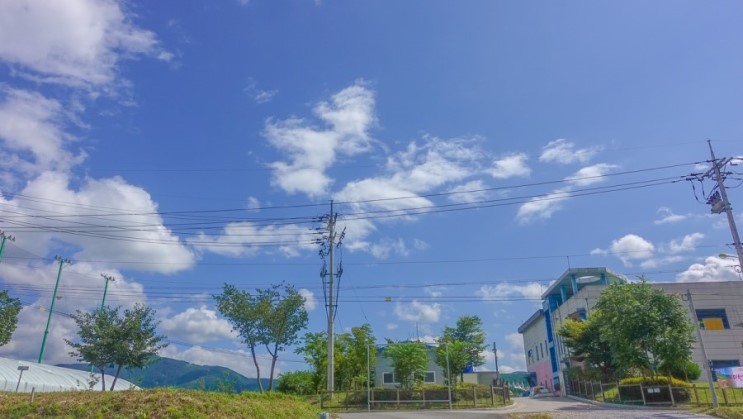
[
  {"left": 695, "top": 407, "right": 743, "bottom": 419},
  {"left": 0, "top": 388, "right": 321, "bottom": 419}
]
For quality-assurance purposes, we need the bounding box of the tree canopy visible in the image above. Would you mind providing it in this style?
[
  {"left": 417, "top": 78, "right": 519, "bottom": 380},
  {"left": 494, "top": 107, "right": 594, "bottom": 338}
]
[
  {"left": 383, "top": 340, "right": 428, "bottom": 389},
  {"left": 560, "top": 281, "right": 695, "bottom": 379},
  {"left": 436, "top": 315, "right": 487, "bottom": 383},
  {"left": 214, "top": 282, "right": 308, "bottom": 392},
  {"left": 65, "top": 304, "right": 167, "bottom": 391},
  {"left": 0, "top": 290, "right": 21, "bottom": 347}
]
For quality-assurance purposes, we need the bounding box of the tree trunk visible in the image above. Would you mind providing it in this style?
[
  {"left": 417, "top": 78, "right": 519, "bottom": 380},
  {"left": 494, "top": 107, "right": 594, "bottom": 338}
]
[
  {"left": 99, "top": 368, "right": 106, "bottom": 392},
  {"left": 110, "top": 364, "right": 123, "bottom": 391},
  {"left": 249, "top": 344, "right": 263, "bottom": 393},
  {"left": 267, "top": 343, "right": 278, "bottom": 391}
]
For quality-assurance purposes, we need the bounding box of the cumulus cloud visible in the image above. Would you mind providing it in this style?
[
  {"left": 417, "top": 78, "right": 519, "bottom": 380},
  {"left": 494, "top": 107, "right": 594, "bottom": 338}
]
[
  {"left": 266, "top": 81, "right": 376, "bottom": 196},
  {"left": 476, "top": 282, "right": 544, "bottom": 301},
  {"left": 160, "top": 306, "right": 236, "bottom": 344},
  {"left": 566, "top": 163, "right": 618, "bottom": 186},
  {"left": 0, "top": 88, "right": 87, "bottom": 188},
  {"left": 676, "top": 255, "right": 743, "bottom": 282},
  {"left": 188, "top": 221, "right": 317, "bottom": 259},
  {"left": 603, "top": 234, "right": 655, "bottom": 266},
  {"left": 489, "top": 153, "right": 530, "bottom": 179},
  {"left": 299, "top": 288, "right": 317, "bottom": 311},
  {"left": 394, "top": 300, "right": 441, "bottom": 323},
  {"left": 0, "top": 172, "right": 195, "bottom": 273},
  {"left": 0, "top": 0, "right": 166, "bottom": 88},
  {"left": 539, "top": 139, "right": 601, "bottom": 164},
  {"left": 447, "top": 180, "right": 490, "bottom": 204},
  {"left": 516, "top": 187, "right": 571, "bottom": 224},
  {"left": 654, "top": 207, "right": 688, "bottom": 225},
  {"left": 667, "top": 233, "right": 704, "bottom": 254}
]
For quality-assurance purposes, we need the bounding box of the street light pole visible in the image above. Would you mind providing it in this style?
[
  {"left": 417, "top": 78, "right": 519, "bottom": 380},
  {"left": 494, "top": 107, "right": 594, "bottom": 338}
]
[
  {"left": 100, "top": 274, "right": 115, "bottom": 310},
  {"left": 0, "top": 230, "right": 15, "bottom": 263},
  {"left": 38, "top": 256, "right": 69, "bottom": 364}
]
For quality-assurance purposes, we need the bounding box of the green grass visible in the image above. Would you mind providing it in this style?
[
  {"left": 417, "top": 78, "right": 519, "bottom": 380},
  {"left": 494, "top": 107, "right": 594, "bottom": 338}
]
[
  {"left": 0, "top": 388, "right": 321, "bottom": 419},
  {"left": 694, "top": 406, "right": 743, "bottom": 419}
]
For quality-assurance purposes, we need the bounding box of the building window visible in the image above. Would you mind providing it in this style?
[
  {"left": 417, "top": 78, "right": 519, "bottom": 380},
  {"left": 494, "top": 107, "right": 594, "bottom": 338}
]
[
  {"left": 424, "top": 372, "right": 435, "bottom": 383},
  {"left": 528, "top": 349, "right": 533, "bottom": 364},
  {"left": 710, "top": 360, "right": 740, "bottom": 369},
  {"left": 383, "top": 372, "right": 395, "bottom": 384},
  {"left": 696, "top": 309, "right": 730, "bottom": 330},
  {"left": 540, "top": 342, "right": 544, "bottom": 359}
]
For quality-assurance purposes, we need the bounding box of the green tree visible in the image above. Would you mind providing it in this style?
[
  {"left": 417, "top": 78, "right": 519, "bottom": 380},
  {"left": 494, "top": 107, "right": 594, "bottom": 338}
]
[
  {"left": 65, "top": 304, "right": 167, "bottom": 391},
  {"left": 438, "top": 315, "right": 487, "bottom": 383},
  {"left": 336, "top": 323, "right": 376, "bottom": 390},
  {"left": 214, "top": 282, "right": 308, "bottom": 392},
  {"left": 383, "top": 340, "right": 428, "bottom": 389},
  {"left": 296, "top": 331, "right": 328, "bottom": 392},
  {"left": 593, "top": 282, "right": 694, "bottom": 378},
  {"left": 276, "top": 370, "right": 316, "bottom": 395},
  {"left": 434, "top": 340, "right": 469, "bottom": 386},
  {"left": 0, "top": 290, "right": 21, "bottom": 346},
  {"left": 557, "top": 317, "right": 616, "bottom": 379}
]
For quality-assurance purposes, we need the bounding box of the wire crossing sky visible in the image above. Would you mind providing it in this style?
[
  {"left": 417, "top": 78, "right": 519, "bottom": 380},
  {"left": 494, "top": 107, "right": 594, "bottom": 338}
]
[{"left": 0, "top": 0, "right": 742, "bottom": 377}]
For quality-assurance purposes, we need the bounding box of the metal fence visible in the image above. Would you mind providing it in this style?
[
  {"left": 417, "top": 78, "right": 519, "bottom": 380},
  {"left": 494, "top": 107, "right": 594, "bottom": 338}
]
[
  {"left": 319, "top": 385, "right": 511, "bottom": 410},
  {"left": 567, "top": 379, "right": 743, "bottom": 407}
]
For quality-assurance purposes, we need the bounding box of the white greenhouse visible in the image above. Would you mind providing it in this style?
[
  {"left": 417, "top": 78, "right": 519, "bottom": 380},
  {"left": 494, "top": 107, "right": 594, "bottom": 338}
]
[{"left": 0, "top": 357, "right": 137, "bottom": 393}]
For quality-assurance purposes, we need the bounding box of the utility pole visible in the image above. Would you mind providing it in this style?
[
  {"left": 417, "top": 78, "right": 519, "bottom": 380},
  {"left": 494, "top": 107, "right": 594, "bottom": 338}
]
[
  {"left": 99, "top": 274, "right": 115, "bottom": 310},
  {"left": 38, "top": 256, "right": 70, "bottom": 364},
  {"left": 0, "top": 230, "right": 15, "bottom": 263},
  {"left": 319, "top": 200, "right": 344, "bottom": 395},
  {"left": 493, "top": 342, "right": 499, "bottom": 375},
  {"left": 704, "top": 140, "right": 743, "bottom": 264},
  {"left": 685, "top": 289, "right": 719, "bottom": 408}
]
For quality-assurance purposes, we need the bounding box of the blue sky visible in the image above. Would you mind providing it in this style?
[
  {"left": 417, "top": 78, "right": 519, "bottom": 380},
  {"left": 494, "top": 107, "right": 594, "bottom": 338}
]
[{"left": 1, "top": 0, "right": 742, "bottom": 378}]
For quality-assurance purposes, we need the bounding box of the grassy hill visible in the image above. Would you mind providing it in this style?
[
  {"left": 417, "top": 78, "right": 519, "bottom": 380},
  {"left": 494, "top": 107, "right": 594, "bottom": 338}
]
[
  {"left": 0, "top": 388, "right": 320, "bottom": 419},
  {"left": 57, "top": 356, "right": 270, "bottom": 392}
]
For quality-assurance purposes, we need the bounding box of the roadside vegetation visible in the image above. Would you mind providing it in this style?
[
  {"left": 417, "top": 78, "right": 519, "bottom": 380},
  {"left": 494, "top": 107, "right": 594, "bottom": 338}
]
[{"left": 0, "top": 388, "right": 320, "bottom": 419}]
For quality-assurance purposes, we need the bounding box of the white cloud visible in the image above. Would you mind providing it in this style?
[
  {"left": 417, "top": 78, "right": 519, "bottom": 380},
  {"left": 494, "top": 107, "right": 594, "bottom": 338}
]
[
  {"left": 266, "top": 81, "right": 376, "bottom": 196},
  {"left": 0, "top": 0, "right": 165, "bottom": 88},
  {"left": 654, "top": 207, "right": 688, "bottom": 225},
  {"left": 489, "top": 153, "right": 530, "bottom": 179},
  {"left": 516, "top": 187, "right": 571, "bottom": 224},
  {"left": 246, "top": 196, "right": 260, "bottom": 210},
  {"left": 0, "top": 172, "right": 195, "bottom": 274},
  {"left": 476, "top": 282, "right": 544, "bottom": 301},
  {"left": 386, "top": 323, "right": 398, "bottom": 331},
  {"left": 608, "top": 234, "right": 655, "bottom": 266},
  {"left": 160, "top": 306, "right": 236, "bottom": 344},
  {"left": 447, "top": 180, "right": 490, "bottom": 204},
  {"left": 566, "top": 163, "right": 618, "bottom": 186},
  {"left": 298, "top": 288, "right": 317, "bottom": 311},
  {"left": 188, "top": 222, "right": 317, "bottom": 259},
  {"left": 0, "top": 88, "right": 87, "bottom": 187},
  {"left": 0, "top": 305, "right": 78, "bottom": 365},
  {"left": 539, "top": 139, "right": 601, "bottom": 164},
  {"left": 667, "top": 233, "right": 704, "bottom": 254},
  {"left": 424, "top": 286, "right": 446, "bottom": 298},
  {"left": 394, "top": 300, "right": 441, "bottom": 323},
  {"left": 412, "top": 239, "right": 430, "bottom": 251},
  {"left": 505, "top": 332, "right": 524, "bottom": 351},
  {"left": 676, "top": 255, "right": 743, "bottom": 282}
]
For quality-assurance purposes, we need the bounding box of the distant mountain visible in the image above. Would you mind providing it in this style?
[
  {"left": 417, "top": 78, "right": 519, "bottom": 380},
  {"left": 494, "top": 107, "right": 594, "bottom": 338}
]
[{"left": 57, "top": 356, "right": 270, "bottom": 392}]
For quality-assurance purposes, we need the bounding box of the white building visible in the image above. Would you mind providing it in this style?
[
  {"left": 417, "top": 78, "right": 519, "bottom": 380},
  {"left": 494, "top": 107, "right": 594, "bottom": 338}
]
[
  {"left": 0, "top": 357, "right": 137, "bottom": 392},
  {"left": 517, "top": 267, "right": 743, "bottom": 393}
]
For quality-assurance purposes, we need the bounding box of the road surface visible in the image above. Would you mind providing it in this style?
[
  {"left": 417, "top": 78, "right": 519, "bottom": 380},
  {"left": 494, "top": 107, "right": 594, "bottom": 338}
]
[{"left": 336, "top": 396, "right": 715, "bottom": 418}]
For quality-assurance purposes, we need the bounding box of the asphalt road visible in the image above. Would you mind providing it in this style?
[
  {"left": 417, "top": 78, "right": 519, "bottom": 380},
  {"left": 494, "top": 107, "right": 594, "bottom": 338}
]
[{"left": 336, "top": 396, "right": 716, "bottom": 418}]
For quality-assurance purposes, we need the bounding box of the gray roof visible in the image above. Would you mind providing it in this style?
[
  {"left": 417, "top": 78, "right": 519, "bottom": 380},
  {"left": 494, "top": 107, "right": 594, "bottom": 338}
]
[{"left": 0, "top": 357, "right": 137, "bottom": 392}]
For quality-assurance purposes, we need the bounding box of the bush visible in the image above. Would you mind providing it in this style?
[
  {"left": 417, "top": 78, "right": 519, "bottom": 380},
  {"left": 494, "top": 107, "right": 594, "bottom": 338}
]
[
  {"left": 659, "top": 360, "right": 702, "bottom": 381},
  {"left": 618, "top": 376, "right": 691, "bottom": 403}
]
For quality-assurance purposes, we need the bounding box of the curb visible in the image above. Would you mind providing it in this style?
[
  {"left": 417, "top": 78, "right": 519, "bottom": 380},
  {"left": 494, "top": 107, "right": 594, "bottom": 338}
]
[{"left": 567, "top": 395, "right": 686, "bottom": 411}]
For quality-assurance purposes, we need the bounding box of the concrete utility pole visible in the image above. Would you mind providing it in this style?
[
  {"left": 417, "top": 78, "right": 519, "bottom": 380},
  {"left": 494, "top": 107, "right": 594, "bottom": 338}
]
[
  {"left": 493, "top": 342, "right": 499, "bottom": 375},
  {"left": 0, "top": 230, "right": 15, "bottom": 263},
  {"left": 38, "top": 256, "right": 70, "bottom": 364},
  {"left": 705, "top": 140, "right": 743, "bottom": 264},
  {"left": 99, "top": 274, "right": 115, "bottom": 310},
  {"left": 685, "top": 289, "right": 719, "bottom": 409},
  {"left": 319, "top": 200, "right": 343, "bottom": 394}
]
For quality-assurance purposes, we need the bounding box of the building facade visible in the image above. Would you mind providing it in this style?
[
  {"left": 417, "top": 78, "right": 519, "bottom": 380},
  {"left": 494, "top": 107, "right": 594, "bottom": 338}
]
[
  {"left": 517, "top": 267, "right": 743, "bottom": 393},
  {"left": 374, "top": 344, "right": 446, "bottom": 388}
]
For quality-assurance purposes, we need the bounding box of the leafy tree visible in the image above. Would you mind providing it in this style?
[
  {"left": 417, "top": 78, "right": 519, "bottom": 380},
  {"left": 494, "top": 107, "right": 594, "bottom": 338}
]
[
  {"left": 557, "top": 317, "right": 617, "bottom": 379},
  {"left": 296, "top": 331, "right": 328, "bottom": 392},
  {"left": 0, "top": 290, "right": 21, "bottom": 346},
  {"left": 434, "top": 340, "right": 469, "bottom": 386},
  {"left": 592, "top": 282, "right": 694, "bottom": 378},
  {"left": 214, "top": 282, "right": 308, "bottom": 392},
  {"left": 438, "top": 315, "right": 487, "bottom": 383},
  {"left": 383, "top": 340, "right": 428, "bottom": 389},
  {"left": 65, "top": 304, "right": 167, "bottom": 391},
  {"left": 276, "top": 370, "right": 316, "bottom": 395}
]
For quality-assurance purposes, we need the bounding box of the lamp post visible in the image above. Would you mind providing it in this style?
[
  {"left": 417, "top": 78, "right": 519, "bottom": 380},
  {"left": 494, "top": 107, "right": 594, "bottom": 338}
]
[
  {"left": 100, "top": 274, "right": 115, "bottom": 310},
  {"left": 38, "top": 256, "right": 70, "bottom": 364},
  {"left": 0, "top": 230, "right": 15, "bottom": 263}
]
